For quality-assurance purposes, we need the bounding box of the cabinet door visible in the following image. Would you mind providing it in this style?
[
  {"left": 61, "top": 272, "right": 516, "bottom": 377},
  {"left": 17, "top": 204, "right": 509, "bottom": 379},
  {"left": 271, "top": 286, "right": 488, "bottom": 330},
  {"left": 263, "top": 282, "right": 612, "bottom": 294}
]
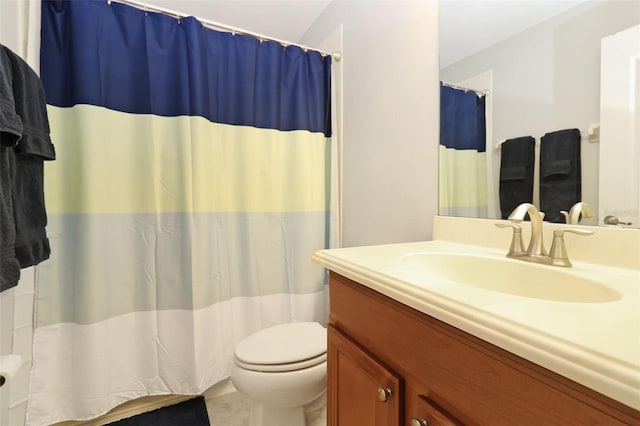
[
  {"left": 328, "top": 324, "right": 402, "bottom": 426},
  {"left": 409, "top": 395, "right": 462, "bottom": 426}
]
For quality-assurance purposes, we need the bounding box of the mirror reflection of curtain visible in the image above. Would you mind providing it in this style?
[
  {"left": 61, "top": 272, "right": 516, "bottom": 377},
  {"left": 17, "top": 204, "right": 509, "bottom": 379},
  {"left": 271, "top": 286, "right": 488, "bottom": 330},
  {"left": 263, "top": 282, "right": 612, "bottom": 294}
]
[{"left": 439, "top": 82, "right": 487, "bottom": 218}]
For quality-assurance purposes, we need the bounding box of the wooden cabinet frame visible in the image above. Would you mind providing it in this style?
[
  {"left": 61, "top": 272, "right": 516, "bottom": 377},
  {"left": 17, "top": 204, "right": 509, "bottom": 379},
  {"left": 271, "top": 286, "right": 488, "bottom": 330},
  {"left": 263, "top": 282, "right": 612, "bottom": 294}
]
[{"left": 328, "top": 272, "right": 640, "bottom": 425}]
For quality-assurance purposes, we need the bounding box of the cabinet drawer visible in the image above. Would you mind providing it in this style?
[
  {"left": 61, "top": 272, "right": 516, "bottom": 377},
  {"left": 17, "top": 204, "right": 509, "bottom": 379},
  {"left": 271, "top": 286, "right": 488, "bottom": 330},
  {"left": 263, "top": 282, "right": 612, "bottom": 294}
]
[{"left": 410, "top": 396, "right": 462, "bottom": 426}]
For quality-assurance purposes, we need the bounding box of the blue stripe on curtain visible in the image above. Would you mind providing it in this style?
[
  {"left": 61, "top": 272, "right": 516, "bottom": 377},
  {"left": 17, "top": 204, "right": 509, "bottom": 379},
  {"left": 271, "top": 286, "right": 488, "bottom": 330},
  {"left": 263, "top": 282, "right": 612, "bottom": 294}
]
[
  {"left": 40, "top": 0, "right": 332, "bottom": 136},
  {"left": 440, "top": 83, "right": 486, "bottom": 152}
]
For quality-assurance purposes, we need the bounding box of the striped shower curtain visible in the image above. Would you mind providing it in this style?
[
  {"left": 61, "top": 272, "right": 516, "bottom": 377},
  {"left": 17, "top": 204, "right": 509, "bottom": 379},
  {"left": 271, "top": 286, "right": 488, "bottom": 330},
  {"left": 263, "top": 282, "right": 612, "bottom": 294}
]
[
  {"left": 439, "top": 83, "right": 487, "bottom": 218},
  {"left": 28, "top": 1, "right": 333, "bottom": 424}
]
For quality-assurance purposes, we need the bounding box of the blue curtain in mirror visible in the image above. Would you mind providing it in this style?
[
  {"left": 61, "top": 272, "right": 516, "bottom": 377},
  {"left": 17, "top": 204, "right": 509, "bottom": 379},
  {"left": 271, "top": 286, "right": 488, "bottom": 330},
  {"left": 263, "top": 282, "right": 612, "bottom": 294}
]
[{"left": 439, "top": 82, "right": 488, "bottom": 218}]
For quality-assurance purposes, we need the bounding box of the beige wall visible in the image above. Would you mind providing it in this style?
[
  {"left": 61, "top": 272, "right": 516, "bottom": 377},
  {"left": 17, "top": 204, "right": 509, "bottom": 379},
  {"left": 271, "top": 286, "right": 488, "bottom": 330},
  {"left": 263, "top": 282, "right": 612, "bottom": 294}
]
[{"left": 302, "top": 0, "right": 440, "bottom": 247}]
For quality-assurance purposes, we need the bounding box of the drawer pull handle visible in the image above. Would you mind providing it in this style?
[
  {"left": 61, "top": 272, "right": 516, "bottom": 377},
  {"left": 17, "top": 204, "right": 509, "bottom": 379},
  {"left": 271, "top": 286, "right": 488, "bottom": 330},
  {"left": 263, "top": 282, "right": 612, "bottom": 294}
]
[
  {"left": 377, "top": 387, "right": 392, "bottom": 402},
  {"left": 410, "top": 419, "right": 428, "bottom": 426}
]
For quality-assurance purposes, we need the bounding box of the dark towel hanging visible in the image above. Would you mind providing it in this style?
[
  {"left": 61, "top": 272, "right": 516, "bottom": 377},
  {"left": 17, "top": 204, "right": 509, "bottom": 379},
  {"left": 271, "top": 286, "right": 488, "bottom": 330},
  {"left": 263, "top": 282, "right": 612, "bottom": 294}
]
[
  {"left": 4, "top": 46, "right": 56, "bottom": 269},
  {"left": 0, "top": 46, "right": 22, "bottom": 291},
  {"left": 539, "top": 128, "right": 581, "bottom": 223},
  {"left": 0, "top": 147, "right": 21, "bottom": 292},
  {"left": 499, "top": 136, "right": 535, "bottom": 219},
  {"left": 0, "top": 46, "right": 22, "bottom": 146}
]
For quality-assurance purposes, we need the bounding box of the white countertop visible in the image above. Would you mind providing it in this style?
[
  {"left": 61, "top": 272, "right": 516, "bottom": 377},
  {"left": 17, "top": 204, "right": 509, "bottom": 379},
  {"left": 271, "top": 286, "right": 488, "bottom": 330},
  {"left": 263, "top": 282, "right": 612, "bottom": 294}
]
[{"left": 313, "top": 218, "right": 640, "bottom": 411}]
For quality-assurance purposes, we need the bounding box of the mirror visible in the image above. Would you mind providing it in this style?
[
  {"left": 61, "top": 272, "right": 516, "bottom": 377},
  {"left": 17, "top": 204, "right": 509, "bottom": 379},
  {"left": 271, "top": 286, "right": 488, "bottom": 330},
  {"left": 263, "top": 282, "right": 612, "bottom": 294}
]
[{"left": 439, "top": 0, "right": 640, "bottom": 227}]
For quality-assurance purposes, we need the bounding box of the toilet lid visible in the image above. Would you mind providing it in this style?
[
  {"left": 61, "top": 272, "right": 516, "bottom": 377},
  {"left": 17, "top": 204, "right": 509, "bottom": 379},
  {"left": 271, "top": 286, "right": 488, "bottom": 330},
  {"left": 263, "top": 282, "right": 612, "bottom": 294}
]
[
  {"left": 235, "top": 352, "right": 327, "bottom": 372},
  {"left": 235, "top": 322, "right": 327, "bottom": 366}
]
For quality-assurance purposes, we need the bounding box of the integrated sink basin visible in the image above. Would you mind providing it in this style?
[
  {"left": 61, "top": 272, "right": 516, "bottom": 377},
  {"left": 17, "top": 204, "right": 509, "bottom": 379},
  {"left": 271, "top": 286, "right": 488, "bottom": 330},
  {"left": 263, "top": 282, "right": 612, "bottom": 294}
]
[{"left": 401, "top": 252, "right": 621, "bottom": 303}]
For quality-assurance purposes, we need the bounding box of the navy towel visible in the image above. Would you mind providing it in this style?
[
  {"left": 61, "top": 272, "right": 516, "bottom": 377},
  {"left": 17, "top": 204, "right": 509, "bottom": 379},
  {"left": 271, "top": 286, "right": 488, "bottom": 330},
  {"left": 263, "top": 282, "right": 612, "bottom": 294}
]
[
  {"left": 0, "top": 47, "right": 22, "bottom": 146},
  {"left": 4, "top": 46, "right": 56, "bottom": 268},
  {"left": 499, "top": 136, "right": 535, "bottom": 219},
  {"left": 0, "top": 47, "right": 22, "bottom": 291},
  {"left": 539, "top": 129, "right": 581, "bottom": 223},
  {"left": 0, "top": 147, "right": 20, "bottom": 292}
]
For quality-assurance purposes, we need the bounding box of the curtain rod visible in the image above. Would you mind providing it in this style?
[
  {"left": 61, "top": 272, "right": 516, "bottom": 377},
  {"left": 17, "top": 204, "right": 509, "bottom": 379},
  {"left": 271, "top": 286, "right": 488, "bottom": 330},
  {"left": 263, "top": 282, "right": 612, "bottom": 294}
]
[
  {"left": 441, "top": 80, "right": 489, "bottom": 96},
  {"left": 107, "top": 0, "right": 341, "bottom": 62}
]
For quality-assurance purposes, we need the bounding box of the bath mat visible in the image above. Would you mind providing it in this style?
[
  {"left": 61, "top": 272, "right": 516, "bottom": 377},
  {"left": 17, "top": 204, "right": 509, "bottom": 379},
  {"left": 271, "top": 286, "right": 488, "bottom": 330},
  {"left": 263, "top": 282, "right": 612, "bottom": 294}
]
[{"left": 106, "top": 396, "right": 210, "bottom": 426}]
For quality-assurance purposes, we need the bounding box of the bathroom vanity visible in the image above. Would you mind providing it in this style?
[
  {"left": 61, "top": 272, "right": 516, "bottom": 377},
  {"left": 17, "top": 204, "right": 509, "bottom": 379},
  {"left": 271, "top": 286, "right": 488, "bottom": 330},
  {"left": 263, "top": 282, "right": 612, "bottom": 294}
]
[{"left": 313, "top": 217, "right": 640, "bottom": 425}]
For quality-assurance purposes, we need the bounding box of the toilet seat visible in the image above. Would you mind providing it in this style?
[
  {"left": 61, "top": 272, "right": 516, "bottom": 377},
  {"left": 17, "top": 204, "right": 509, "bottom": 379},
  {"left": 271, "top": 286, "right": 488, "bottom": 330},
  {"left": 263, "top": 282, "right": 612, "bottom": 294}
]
[
  {"left": 235, "top": 352, "right": 327, "bottom": 372},
  {"left": 234, "top": 322, "right": 327, "bottom": 372}
]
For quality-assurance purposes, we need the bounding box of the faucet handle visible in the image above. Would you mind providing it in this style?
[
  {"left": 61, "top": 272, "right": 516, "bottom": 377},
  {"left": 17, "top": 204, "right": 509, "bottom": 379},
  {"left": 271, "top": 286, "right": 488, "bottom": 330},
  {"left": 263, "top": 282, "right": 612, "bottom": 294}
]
[
  {"left": 495, "top": 223, "right": 525, "bottom": 256},
  {"left": 548, "top": 228, "right": 594, "bottom": 267}
]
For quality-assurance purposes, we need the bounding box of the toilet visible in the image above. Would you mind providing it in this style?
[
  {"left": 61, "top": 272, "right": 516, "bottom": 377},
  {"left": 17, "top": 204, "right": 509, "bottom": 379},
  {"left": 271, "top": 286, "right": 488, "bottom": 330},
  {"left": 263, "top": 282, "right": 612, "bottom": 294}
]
[{"left": 230, "top": 322, "right": 327, "bottom": 426}]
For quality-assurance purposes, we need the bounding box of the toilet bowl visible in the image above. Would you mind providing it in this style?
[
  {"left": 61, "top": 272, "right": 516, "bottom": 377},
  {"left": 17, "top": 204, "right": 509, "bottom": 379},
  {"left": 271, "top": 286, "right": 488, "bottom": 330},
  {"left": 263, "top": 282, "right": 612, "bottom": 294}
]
[{"left": 230, "top": 322, "right": 327, "bottom": 426}]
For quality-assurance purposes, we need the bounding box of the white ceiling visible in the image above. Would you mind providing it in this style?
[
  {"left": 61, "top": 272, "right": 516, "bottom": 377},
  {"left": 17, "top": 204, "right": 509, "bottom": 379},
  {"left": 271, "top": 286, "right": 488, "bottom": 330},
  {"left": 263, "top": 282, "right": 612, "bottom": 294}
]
[
  {"left": 439, "top": 0, "right": 598, "bottom": 68},
  {"left": 146, "top": 0, "right": 332, "bottom": 43},
  {"left": 144, "top": 0, "right": 597, "bottom": 67}
]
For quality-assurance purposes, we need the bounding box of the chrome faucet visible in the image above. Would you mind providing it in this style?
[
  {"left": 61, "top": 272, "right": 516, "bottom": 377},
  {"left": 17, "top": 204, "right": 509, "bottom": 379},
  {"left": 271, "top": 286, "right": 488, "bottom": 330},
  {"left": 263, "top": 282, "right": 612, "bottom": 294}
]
[
  {"left": 496, "top": 203, "right": 594, "bottom": 267},
  {"left": 507, "top": 203, "right": 547, "bottom": 257},
  {"left": 560, "top": 202, "right": 595, "bottom": 224}
]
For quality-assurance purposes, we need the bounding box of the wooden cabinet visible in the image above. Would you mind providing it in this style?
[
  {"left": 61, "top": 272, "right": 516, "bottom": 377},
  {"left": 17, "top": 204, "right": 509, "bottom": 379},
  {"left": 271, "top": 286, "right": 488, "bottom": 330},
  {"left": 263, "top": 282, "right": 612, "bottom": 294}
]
[
  {"left": 328, "top": 325, "right": 401, "bottom": 426},
  {"left": 327, "top": 272, "right": 640, "bottom": 426}
]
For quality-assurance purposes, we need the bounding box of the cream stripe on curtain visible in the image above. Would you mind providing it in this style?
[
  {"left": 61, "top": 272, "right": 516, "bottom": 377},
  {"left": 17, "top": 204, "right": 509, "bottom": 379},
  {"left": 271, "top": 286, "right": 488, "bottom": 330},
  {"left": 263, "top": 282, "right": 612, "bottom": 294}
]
[{"left": 28, "top": 1, "right": 334, "bottom": 424}]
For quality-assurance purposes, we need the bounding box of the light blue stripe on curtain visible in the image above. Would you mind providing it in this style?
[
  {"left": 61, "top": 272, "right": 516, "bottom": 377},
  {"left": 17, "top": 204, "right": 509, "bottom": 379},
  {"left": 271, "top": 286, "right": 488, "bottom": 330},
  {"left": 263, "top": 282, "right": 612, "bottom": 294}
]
[
  {"left": 37, "top": 211, "right": 327, "bottom": 326},
  {"left": 28, "top": 1, "right": 333, "bottom": 424}
]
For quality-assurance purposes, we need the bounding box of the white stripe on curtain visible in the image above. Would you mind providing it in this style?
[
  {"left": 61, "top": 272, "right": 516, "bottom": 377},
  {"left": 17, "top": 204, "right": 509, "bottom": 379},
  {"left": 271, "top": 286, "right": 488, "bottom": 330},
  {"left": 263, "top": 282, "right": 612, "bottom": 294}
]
[{"left": 29, "top": 292, "right": 326, "bottom": 423}]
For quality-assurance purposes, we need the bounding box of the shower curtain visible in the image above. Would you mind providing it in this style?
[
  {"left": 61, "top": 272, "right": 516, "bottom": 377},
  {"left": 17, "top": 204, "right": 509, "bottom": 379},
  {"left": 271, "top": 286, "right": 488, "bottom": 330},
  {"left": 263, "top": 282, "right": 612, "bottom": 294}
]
[
  {"left": 28, "top": 1, "right": 333, "bottom": 424},
  {"left": 439, "top": 83, "right": 487, "bottom": 218}
]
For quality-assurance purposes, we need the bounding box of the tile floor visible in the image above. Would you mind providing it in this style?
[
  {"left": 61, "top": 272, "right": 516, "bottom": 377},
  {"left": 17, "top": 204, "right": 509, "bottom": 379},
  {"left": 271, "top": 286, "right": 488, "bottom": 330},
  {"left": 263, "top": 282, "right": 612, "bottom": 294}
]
[{"left": 205, "top": 391, "right": 326, "bottom": 426}]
